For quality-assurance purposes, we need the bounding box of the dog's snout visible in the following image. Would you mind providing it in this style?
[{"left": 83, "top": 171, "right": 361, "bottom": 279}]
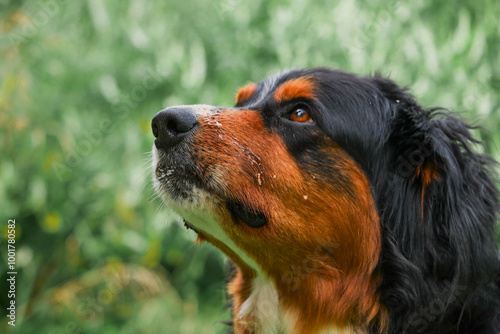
[{"left": 152, "top": 107, "right": 198, "bottom": 149}]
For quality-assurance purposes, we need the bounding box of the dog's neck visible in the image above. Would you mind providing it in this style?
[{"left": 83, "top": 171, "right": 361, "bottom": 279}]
[
  {"left": 236, "top": 275, "right": 291, "bottom": 333},
  {"left": 229, "top": 271, "right": 375, "bottom": 334}
]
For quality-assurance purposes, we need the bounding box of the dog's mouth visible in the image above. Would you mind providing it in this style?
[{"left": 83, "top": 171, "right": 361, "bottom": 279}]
[
  {"left": 154, "top": 152, "right": 268, "bottom": 230},
  {"left": 153, "top": 149, "right": 206, "bottom": 202},
  {"left": 227, "top": 201, "right": 267, "bottom": 228}
]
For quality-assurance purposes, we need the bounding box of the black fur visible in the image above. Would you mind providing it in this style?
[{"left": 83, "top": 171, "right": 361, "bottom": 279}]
[{"left": 236, "top": 68, "right": 500, "bottom": 333}]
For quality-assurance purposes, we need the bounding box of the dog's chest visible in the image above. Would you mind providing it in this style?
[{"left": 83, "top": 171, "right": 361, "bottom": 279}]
[
  {"left": 238, "top": 276, "right": 290, "bottom": 333},
  {"left": 237, "top": 276, "right": 354, "bottom": 334}
]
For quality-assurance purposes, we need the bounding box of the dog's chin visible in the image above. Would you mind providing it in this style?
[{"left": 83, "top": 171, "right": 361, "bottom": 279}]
[
  {"left": 153, "top": 171, "right": 219, "bottom": 234},
  {"left": 152, "top": 153, "right": 225, "bottom": 237},
  {"left": 154, "top": 166, "right": 215, "bottom": 208},
  {"left": 152, "top": 146, "right": 210, "bottom": 205}
]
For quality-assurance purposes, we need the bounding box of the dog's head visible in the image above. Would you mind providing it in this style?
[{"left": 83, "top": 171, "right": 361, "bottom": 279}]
[{"left": 151, "top": 68, "right": 500, "bottom": 333}]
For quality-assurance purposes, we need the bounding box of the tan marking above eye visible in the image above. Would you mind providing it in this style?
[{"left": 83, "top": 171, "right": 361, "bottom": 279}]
[
  {"left": 274, "top": 77, "right": 316, "bottom": 103},
  {"left": 235, "top": 82, "right": 258, "bottom": 105}
]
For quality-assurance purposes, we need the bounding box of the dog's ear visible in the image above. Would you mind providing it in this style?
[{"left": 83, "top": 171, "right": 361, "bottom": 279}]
[
  {"left": 372, "top": 76, "right": 495, "bottom": 197},
  {"left": 373, "top": 75, "right": 499, "bottom": 250},
  {"left": 371, "top": 76, "right": 500, "bottom": 330},
  {"left": 370, "top": 76, "right": 440, "bottom": 184}
]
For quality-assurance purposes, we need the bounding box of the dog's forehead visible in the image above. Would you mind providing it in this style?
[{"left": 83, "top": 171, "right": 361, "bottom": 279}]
[
  {"left": 237, "top": 69, "right": 325, "bottom": 109},
  {"left": 259, "top": 71, "right": 289, "bottom": 94},
  {"left": 243, "top": 69, "right": 327, "bottom": 108},
  {"left": 248, "top": 70, "right": 293, "bottom": 105}
]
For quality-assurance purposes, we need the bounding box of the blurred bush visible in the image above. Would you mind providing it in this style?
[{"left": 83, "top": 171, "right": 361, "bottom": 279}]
[{"left": 0, "top": 0, "right": 499, "bottom": 333}]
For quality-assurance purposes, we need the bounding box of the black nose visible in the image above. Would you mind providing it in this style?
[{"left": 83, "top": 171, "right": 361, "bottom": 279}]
[{"left": 151, "top": 107, "right": 198, "bottom": 150}]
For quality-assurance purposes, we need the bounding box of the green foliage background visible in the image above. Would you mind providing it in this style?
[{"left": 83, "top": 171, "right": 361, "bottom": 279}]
[{"left": 0, "top": 0, "right": 499, "bottom": 333}]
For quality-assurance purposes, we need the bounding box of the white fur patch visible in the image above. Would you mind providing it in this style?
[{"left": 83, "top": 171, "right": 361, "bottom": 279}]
[
  {"left": 236, "top": 276, "right": 357, "bottom": 334},
  {"left": 318, "top": 326, "right": 356, "bottom": 334},
  {"left": 238, "top": 276, "right": 290, "bottom": 333}
]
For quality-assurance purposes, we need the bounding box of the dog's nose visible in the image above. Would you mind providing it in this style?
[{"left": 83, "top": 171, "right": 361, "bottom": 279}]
[{"left": 151, "top": 107, "right": 198, "bottom": 150}]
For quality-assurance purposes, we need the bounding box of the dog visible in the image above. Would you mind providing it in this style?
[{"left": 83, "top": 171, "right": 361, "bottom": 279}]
[{"left": 151, "top": 68, "right": 500, "bottom": 334}]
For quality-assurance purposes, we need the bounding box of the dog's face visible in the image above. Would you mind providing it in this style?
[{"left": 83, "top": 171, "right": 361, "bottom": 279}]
[
  {"left": 152, "top": 69, "right": 383, "bottom": 296},
  {"left": 151, "top": 68, "right": 500, "bottom": 333}
]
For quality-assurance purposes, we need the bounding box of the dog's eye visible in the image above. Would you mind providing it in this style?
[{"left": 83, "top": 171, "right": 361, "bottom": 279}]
[{"left": 289, "top": 106, "right": 312, "bottom": 123}]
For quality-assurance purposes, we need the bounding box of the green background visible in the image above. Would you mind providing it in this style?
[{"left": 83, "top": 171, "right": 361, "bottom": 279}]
[{"left": 1, "top": 0, "right": 499, "bottom": 333}]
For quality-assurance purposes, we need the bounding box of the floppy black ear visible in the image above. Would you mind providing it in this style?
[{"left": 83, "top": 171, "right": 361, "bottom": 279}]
[
  {"left": 379, "top": 76, "right": 499, "bottom": 223},
  {"left": 371, "top": 76, "right": 500, "bottom": 332},
  {"left": 371, "top": 76, "right": 487, "bottom": 189},
  {"left": 369, "top": 76, "right": 437, "bottom": 181}
]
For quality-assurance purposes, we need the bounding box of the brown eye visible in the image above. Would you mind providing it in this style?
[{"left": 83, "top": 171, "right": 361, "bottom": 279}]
[{"left": 289, "top": 106, "right": 312, "bottom": 123}]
